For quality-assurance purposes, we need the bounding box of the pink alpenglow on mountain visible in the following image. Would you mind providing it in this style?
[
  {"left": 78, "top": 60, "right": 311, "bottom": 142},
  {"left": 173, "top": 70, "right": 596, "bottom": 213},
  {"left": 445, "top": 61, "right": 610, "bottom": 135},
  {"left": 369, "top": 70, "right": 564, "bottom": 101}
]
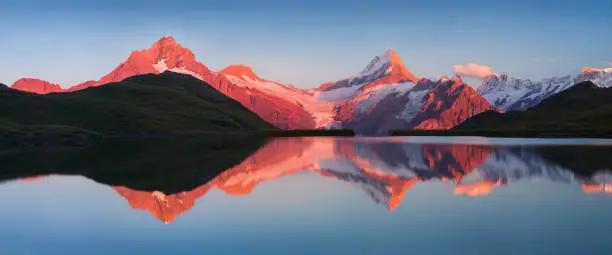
[
  {"left": 11, "top": 78, "right": 64, "bottom": 94},
  {"left": 413, "top": 77, "right": 499, "bottom": 130},
  {"left": 8, "top": 36, "right": 497, "bottom": 134},
  {"left": 316, "top": 51, "right": 497, "bottom": 134},
  {"left": 10, "top": 36, "right": 316, "bottom": 129}
]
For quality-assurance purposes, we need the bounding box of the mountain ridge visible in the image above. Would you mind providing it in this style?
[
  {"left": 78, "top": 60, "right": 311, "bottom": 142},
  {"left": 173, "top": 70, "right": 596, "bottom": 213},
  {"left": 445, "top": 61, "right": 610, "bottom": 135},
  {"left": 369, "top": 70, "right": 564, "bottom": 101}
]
[
  {"left": 10, "top": 36, "right": 316, "bottom": 130},
  {"left": 477, "top": 68, "right": 612, "bottom": 111},
  {"left": 1, "top": 36, "right": 510, "bottom": 134},
  {"left": 10, "top": 37, "right": 608, "bottom": 136},
  {"left": 456, "top": 80, "right": 612, "bottom": 132},
  {"left": 1, "top": 71, "right": 275, "bottom": 135}
]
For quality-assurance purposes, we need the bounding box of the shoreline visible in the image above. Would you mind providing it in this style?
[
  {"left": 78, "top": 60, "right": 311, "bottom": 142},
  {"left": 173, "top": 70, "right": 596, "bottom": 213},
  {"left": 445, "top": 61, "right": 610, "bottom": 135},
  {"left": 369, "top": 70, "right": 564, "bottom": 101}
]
[
  {"left": 388, "top": 129, "right": 612, "bottom": 139},
  {"left": 7, "top": 127, "right": 612, "bottom": 150}
]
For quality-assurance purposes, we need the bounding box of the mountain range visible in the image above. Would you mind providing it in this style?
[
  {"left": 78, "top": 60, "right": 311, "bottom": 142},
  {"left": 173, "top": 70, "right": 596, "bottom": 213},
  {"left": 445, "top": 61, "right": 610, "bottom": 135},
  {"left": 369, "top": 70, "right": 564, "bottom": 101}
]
[
  {"left": 456, "top": 81, "right": 612, "bottom": 134},
  {"left": 6, "top": 36, "right": 496, "bottom": 135},
  {"left": 6, "top": 36, "right": 612, "bottom": 134},
  {"left": 478, "top": 68, "right": 612, "bottom": 111},
  {"left": 0, "top": 71, "right": 274, "bottom": 138}
]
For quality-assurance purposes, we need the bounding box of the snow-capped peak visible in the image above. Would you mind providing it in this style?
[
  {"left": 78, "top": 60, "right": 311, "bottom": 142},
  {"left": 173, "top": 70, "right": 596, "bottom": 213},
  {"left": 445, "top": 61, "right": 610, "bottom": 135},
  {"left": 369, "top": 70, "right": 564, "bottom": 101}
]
[
  {"left": 152, "top": 36, "right": 178, "bottom": 48},
  {"left": 383, "top": 48, "right": 400, "bottom": 60},
  {"left": 360, "top": 50, "right": 393, "bottom": 76},
  {"left": 359, "top": 48, "right": 418, "bottom": 83}
]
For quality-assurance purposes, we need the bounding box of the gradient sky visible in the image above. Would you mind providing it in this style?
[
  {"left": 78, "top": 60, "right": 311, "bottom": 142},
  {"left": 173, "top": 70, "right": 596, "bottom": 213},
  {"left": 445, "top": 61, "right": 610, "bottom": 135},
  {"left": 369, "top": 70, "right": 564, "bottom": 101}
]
[{"left": 1, "top": 0, "right": 611, "bottom": 88}]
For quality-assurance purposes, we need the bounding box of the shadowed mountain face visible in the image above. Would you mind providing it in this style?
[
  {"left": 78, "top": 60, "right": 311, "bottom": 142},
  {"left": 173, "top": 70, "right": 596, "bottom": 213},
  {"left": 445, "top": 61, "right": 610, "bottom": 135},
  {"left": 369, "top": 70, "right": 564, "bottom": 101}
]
[
  {"left": 5, "top": 138, "right": 612, "bottom": 223},
  {"left": 0, "top": 72, "right": 274, "bottom": 135}
]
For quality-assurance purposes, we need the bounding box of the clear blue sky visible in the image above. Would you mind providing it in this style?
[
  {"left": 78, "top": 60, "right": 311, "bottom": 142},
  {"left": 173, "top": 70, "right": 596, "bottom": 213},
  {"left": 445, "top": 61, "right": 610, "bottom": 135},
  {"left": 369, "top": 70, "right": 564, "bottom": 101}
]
[{"left": 1, "top": 0, "right": 611, "bottom": 88}]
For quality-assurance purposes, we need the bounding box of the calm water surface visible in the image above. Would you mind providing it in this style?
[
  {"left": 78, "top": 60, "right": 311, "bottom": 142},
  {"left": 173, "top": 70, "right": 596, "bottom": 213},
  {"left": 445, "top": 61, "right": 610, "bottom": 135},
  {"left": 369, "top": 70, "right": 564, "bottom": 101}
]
[{"left": 1, "top": 137, "right": 611, "bottom": 255}]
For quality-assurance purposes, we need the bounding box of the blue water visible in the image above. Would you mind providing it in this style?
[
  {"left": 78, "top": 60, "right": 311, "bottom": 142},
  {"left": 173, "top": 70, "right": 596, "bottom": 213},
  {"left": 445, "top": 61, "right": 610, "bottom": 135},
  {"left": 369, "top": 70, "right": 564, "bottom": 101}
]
[{"left": 0, "top": 137, "right": 611, "bottom": 255}]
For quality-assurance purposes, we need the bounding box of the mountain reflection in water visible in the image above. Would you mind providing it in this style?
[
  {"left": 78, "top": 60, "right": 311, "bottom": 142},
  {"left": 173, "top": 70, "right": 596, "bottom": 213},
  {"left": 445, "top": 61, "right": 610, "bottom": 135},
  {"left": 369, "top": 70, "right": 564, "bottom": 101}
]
[{"left": 9, "top": 137, "right": 612, "bottom": 223}]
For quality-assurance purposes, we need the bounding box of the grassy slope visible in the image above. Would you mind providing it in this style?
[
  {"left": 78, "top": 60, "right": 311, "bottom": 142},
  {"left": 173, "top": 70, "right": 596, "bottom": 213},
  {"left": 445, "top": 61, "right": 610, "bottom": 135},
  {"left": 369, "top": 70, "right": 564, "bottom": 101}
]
[{"left": 0, "top": 72, "right": 275, "bottom": 136}]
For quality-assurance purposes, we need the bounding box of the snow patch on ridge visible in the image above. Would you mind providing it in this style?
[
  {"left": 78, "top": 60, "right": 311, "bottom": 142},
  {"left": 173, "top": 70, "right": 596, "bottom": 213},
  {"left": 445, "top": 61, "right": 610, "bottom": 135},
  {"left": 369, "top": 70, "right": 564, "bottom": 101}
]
[
  {"left": 479, "top": 67, "right": 612, "bottom": 111},
  {"left": 153, "top": 59, "right": 169, "bottom": 73},
  {"left": 169, "top": 67, "right": 203, "bottom": 80},
  {"left": 354, "top": 82, "right": 417, "bottom": 113},
  {"left": 397, "top": 89, "right": 432, "bottom": 122},
  {"left": 479, "top": 74, "right": 577, "bottom": 111},
  {"left": 153, "top": 59, "right": 203, "bottom": 80},
  {"left": 317, "top": 85, "right": 363, "bottom": 102},
  {"left": 360, "top": 52, "right": 391, "bottom": 77},
  {"left": 225, "top": 74, "right": 336, "bottom": 128}
]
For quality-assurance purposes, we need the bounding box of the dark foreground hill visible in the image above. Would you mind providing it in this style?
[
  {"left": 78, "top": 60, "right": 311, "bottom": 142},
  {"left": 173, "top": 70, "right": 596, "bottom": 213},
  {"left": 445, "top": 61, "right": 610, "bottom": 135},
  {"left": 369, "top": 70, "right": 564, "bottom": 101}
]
[
  {"left": 0, "top": 71, "right": 275, "bottom": 139},
  {"left": 447, "top": 81, "right": 612, "bottom": 137}
]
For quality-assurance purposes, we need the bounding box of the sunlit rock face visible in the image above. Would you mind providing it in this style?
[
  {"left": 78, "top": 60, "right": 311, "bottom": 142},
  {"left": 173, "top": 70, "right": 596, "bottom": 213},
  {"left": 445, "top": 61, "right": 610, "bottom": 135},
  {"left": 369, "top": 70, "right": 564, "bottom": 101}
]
[{"left": 10, "top": 79, "right": 63, "bottom": 94}]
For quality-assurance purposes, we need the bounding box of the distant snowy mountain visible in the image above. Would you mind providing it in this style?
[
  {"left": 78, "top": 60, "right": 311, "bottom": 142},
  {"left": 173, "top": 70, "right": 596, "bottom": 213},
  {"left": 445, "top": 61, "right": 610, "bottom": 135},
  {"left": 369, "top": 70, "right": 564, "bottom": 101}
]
[{"left": 478, "top": 68, "right": 612, "bottom": 111}]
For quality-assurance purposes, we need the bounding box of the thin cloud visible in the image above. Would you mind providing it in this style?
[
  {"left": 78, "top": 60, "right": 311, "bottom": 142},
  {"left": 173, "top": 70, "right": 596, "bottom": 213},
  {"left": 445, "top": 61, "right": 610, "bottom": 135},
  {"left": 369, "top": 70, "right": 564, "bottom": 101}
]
[
  {"left": 452, "top": 63, "right": 495, "bottom": 80},
  {"left": 605, "top": 61, "right": 612, "bottom": 66}
]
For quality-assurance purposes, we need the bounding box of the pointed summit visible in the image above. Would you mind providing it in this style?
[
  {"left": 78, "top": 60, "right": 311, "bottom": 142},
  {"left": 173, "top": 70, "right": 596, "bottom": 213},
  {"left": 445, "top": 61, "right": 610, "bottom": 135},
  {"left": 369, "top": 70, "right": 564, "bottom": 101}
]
[
  {"left": 384, "top": 49, "right": 418, "bottom": 81},
  {"left": 369, "top": 49, "right": 418, "bottom": 82},
  {"left": 152, "top": 35, "right": 178, "bottom": 48},
  {"left": 317, "top": 49, "right": 420, "bottom": 94},
  {"left": 359, "top": 49, "right": 419, "bottom": 88},
  {"left": 383, "top": 48, "right": 403, "bottom": 65}
]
